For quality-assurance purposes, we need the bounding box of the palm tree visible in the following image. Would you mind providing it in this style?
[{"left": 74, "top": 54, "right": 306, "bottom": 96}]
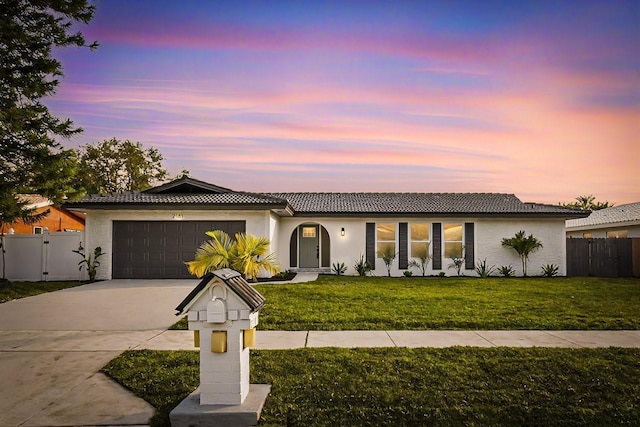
[
  {"left": 501, "top": 230, "right": 543, "bottom": 276},
  {"left": 408, "top": 243, "right": 431, "bottom": 276},
  {"left": 232, "top": 233, "right": 279, "bottom": 281},
  {"left": 186, "top": 230, "right": 279, "bottom": 282}
]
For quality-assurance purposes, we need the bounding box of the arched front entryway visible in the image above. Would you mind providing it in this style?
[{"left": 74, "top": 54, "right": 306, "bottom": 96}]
[{"left": 289, "top": 223, "right": 330, "bottom": 269}]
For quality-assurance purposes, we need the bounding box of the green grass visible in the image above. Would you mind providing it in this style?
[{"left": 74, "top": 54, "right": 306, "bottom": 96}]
[
  {"left": 102, "top": 347, "right": 640, "bottom": 427},
  {"left": 171, "top": 276, "right": 640, "bottom": 330},
  {"left": 0, "top": 280, "right": 88, "bottom": 303}
]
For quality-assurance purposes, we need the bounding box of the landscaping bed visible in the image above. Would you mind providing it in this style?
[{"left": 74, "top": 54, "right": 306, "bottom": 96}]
[{"left": 103, "top": 347, "right": 640, "bottom": 427}]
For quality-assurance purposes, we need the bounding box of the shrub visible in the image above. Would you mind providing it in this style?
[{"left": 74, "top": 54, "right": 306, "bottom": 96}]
[
  {"left": 448, "top": 257, "right": 465, "bottom": 276},
  {"left": 332, "top": 262, "right": 347, "bottom": 276},
  {"left": 498, "top": 265, "right": 515, "bottom": 277},
  {"left": 541, "top": 264, "right": 559, "bottom": 277},
  {"left": 72, "top": 244, "right": 105, "bottom": 282},
  {"left": 403, "top": 270, "right": 413, "bottom": 277},
  {"left": 474, "top": 258, "right": 496, "bottom": 278},
  {"left": 438, "top": 271, "right": 446, "bottom": 277},
  {"left": 354, "top": 255, "right": 371, "bottom": 277},
  {"left": 273, "top": 269, "right": 292, "bottom": 279}
]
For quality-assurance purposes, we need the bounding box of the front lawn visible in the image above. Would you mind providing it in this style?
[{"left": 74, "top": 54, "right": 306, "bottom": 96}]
[
  {"left": 0, "top": 280, "right": 87, "bottom": 303},
  {"left": 103, "top": 347, "right": 640, "bottom": 427},
  {"left": 251, "top": 276, "right": 640, "bottom": 330}
]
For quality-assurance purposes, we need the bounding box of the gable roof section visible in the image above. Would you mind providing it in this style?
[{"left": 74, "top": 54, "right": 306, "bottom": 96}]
[
  {"left": 64, "top": 177, "right": 291, "bottom": 212},
  {"left": 566, "top": 202, "right": 640, "bottom": 230},
  {"left": 175, "top": 269, "right": 266, "bottom": 315},
  {"left": 266, "top": 192, "right": 587, "bottom": 218},
  {"left": 144, "top": 176, "right": 233, "bottom": 194}
]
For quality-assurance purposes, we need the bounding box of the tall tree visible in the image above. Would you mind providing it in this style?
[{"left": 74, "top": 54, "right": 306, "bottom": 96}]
[
  {"left": 561, "top": 195, "right": 613, "bottom": 211},
  {"left": 76, "top": 138, "right": 168, "bottom": 194},
  {"left": 0, "top": 0, "right": 97, "bottom": 203}
]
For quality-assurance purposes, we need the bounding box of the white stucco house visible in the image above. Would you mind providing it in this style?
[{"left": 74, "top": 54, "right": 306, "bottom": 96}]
[
  {"left": 566, "top": 202, "right": 640, "bottom": 239},
  {"left": 65, "top": 176, "right": 587, "bottom": 280}
]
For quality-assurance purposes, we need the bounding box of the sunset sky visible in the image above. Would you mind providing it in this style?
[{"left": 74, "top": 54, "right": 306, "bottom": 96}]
[{"left": 49, "top": 0, "right": 640, "bottom": 204}]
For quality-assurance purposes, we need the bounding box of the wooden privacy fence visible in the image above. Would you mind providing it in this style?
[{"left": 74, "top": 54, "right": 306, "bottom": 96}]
[{"left": 566, "top": 238, "right": 640, "bottom": 277}]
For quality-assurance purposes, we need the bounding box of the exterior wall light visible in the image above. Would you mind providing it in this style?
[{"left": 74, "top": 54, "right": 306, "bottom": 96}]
[{"left": 341, "top": 227, "right": 345, "bottom": 236}]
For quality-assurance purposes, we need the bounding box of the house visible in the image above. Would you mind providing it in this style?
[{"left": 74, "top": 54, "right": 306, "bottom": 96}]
[
  {"left": 566, "top": 202, "right": 640, "bottom": 239},
  {"left": 3, "top": 195, "right": 85, "bottom": 234},
  {"left": 64, "top": 176, "right": 587, "bottom": 280}
]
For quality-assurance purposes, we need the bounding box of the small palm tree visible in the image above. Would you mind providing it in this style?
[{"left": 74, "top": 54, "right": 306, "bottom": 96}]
[
  {"left": 408, "top": 243, "right": 431, "bottom": 276},
  {"left": 232, "top": 233, "right": 279, "bottom": 282},
  {"left": 377, "top": 244, "right": 397, "bottom": 277},
  {"left": 186, "top": 230, "right": 279, "bottom": 282},
  {"left": 501, "top": 230, "right": 543, "bottom": 276}
]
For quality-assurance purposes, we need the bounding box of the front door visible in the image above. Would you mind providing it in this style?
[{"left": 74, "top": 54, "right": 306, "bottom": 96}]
[{"left": 299, "top": 225, "right": 319, "bottom": 268}]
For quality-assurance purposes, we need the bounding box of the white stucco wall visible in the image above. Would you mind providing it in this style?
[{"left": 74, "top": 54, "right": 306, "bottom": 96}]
[
  {"left": 277, "top": 217, "right": 568, "bottom": 277},
  {"left": 85, "top": 209, "right": 568, "bottom": 279},
  {"left": 476, "top": 219, "right": 567, "bottom": 276},
  {"left": 84, "top": 209, "right": 275, "bottom": 280}
]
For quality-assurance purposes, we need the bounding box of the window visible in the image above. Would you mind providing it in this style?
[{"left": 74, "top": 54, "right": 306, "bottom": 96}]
[
  {"left": 302, "top": 227, "right": 316, "bottom": 238},
  {"left": 377, "top": 223, "right": 396, "bottom": 255},
  {"left": 33, "top": 226, "right": 43, "bottom": 234},
  {"left": 582, "top": 233, "right": 592, "bottom": 238},
  {"left": 410, "top": 223, "right": 430, "bottom": 258},
  {"left": 607, "top": 230, "right": 628, "bottom": 238},
  {"left": 444, "top": 223, "right": 463, "bottom": 258}
]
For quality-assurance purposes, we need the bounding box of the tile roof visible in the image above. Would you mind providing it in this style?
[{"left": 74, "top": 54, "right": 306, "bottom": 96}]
[
  {"left": 17, "top": 194, "right": 52, "bottom": 208},
  {"left": 67, "top": 191, "right": 288, "bottom": 206},
  {"left": 566, "top": 202, "right": 640, "bottom": 229},
  {"left": 265, "top": 192, "right": 585, "bottom": 216},
  {"left": 65, "top": 177, "right": 587, "bottom": 218}
]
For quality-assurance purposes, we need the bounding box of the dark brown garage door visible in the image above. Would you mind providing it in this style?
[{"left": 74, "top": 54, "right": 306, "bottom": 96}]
[{"left": 112, "top": 221, "right": 245, "bottom": 279}]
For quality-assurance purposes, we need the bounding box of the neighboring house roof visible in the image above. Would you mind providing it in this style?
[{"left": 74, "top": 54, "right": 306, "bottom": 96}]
[
  {"left": 64, "top": 177, "right": 587, "bottom": 219},
  {"left": 18, "top": 194, "right": 53, "bottom": 209},
  {"left": 566, "top": 202, "right": 640, "bottom": 230},
  {"left": 175, "top": 269, "right": 266, "bottom": 315}
]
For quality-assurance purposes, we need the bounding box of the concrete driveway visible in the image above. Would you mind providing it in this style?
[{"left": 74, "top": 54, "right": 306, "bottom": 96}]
[{"left": 0, "top": 279, "right": 197, "bottom": 427}]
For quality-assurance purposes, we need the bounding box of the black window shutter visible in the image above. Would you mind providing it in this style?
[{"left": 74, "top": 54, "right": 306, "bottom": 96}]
[
  {"left": 432, "top": 223, "right": 442, "bottom": 269},
  {"left": 399, "top": 222, "right": 408, "bottom": 269},
  {"left": 321, "top": 226, "right": 330, "bottom": 268},
  {"left": 290, "top": 228, "right": 298, "bottom": 268},
  {"left": 366, "top": 223, "right": 375, "bottom": 270},
  {"left": 465, "top": 223, "right": 475, "bottom": 270}
]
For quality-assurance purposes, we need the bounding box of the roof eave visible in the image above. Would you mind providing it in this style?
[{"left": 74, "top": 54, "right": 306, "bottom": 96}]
[
  {"left": 290, "top": 211, "right": 588, "bottom": 219},
  {"left": 62, "top": 202, "right": 290, "bottom": 211}
]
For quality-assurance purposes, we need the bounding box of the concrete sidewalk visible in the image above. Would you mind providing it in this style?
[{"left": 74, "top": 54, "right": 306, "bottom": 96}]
[{"left": 135, "top": 329, "right": 640, "bottom": 351}]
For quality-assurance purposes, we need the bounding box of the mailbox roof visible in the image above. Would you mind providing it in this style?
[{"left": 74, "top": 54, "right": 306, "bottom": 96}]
[{"left": 175, "top": 269, "right": 265, "bottom": 315}]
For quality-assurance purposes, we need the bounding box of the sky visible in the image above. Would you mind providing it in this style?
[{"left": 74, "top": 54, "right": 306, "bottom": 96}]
[{"left": 49, "top": 0, "right": 640, "bottom": 204}]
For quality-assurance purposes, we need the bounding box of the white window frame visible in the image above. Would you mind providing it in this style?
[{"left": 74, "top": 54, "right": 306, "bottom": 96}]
[{"left": 443, "top": 223, "right": 463, "bottom": 259}]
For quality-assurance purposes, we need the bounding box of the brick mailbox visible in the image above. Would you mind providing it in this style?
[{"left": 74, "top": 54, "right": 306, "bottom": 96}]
[{"left": 170, "top": 269, "right": 270, "bottom": 426}]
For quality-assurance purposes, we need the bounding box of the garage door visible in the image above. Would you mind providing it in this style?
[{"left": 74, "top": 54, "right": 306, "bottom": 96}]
[{"left": 112, "top": 221, "right": 246, "bottom": 279}]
